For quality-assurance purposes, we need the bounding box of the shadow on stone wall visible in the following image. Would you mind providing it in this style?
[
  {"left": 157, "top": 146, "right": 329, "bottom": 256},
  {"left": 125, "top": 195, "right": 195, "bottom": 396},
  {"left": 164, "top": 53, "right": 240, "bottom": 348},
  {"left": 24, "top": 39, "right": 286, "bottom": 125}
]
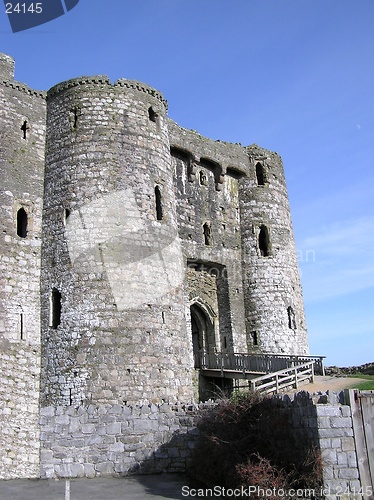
[
  {"left": 39, "top": 391, "right": 364, "bottom": 498},
  {"left": 185, "top": 391, "right": 322, "bottom": 492}
]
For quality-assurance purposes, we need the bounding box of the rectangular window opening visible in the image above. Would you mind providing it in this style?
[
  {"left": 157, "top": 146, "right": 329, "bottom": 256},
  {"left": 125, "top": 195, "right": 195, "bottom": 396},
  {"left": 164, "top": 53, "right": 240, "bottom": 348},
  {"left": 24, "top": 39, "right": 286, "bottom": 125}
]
[
  {"left": 50, "top": 288, "right": 62, "bottom": 329},
  {"left": 20, "top": 313, "right": 24, "bottom": 340}
]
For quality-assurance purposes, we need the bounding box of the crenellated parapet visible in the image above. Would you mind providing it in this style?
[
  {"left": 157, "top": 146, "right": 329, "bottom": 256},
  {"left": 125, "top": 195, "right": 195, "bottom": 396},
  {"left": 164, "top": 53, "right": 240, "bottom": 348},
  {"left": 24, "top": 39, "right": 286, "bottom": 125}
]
[
  {"left": 0, "top": 53, "right": 45, "bottom": 98},
  {"left": 168, "top": 119, "right": 249, "bottom": 176},
  {"left": 114, "top": 78, "right": 168, "bottom": 110},
  {"left": 47, "top": 75, "right": 111, "bottom": 97},
  {"left": 47, "top": 75, "right": 168, "bottom": 110},
  {"left": 0, "top": 79, "right": 46, "bottom": 98}
]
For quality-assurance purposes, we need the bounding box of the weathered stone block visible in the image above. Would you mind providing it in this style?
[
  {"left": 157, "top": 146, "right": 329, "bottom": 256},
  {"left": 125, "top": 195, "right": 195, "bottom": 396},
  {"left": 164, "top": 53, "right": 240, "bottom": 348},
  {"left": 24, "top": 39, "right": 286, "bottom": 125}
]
[
  {"left": 81, "top": 424, "right": 96, "bottom": 434},
  {"left": 109, "top": 442, "right": 125, "bottom": 453},
  {"left": 55, "top": 463, "right": 85, "bottom": 478},
  {"left": 319, "top": 428, "right": 353, "bottom": 438},
  {"left": 84, "top": 463, "right": 96, "bottom": 478},
  {"left": 94, "top": 462, "right": 115, "bottom": 475},
  {"left": 330, "top": 417, "right": 352, "bottom": 428},
  {"left": 316, "top": 406, "right": 342, "bottom": 417},
  {"left": 337, "top": 452, "right": 348, "bottom": 466},
  {"left": 106, "top": 422, "right": 122, "bottom": 435},
  {"left": 347, "top": 452, "right": 357, "bottom": 468},
  {"left": 338, "top": 468, "right": 359, "bottom": 480},
  {"left": 341, "top": 437, "right": 355, "bottom": 452},
  {"left": 321, "top": 449, "right": 337, "bottom": 464}
]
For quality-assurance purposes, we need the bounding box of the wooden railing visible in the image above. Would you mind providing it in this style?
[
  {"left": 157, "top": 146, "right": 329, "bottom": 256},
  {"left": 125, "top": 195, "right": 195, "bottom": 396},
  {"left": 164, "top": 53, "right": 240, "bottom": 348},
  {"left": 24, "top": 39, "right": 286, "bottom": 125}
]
[
  {"left": 249, "top": 362, "right": 315, "bottom": 394},
  {"left": 198, "top": 351, "right": 325, "bottom": 376}
]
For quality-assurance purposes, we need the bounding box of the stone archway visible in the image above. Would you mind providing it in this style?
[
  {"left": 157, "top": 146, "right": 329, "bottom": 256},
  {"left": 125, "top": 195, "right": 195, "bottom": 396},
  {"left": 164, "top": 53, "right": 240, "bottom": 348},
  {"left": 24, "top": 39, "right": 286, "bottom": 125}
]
[{"left": 190, "top": 301, "right": 216, "bottom": 368}]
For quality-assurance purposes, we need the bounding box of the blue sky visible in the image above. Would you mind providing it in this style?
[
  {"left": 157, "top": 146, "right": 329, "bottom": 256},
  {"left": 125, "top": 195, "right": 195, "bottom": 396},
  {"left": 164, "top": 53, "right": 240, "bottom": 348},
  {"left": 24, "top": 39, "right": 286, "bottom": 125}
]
[{"left": 1, "top": 1, "right": 373, "bottom": 366}]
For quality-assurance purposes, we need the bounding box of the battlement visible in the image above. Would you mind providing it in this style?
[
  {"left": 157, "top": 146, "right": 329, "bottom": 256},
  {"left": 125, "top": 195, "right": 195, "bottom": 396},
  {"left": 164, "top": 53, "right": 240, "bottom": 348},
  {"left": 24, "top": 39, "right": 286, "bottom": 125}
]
[
  {"left": 47, "top": 74, "right": 168, "bottom": 109},
  {"left": 47, "top": 75, "right": 111, "bottom": 97},
  {"left": 168, "top": 119, "right": 249, "bottom": 176},
  {"left": 0, "top": 78, "right": 46, "bottom": 98},
  {"left": 114, "top": 79, "right": 168, "bottom": 109}
]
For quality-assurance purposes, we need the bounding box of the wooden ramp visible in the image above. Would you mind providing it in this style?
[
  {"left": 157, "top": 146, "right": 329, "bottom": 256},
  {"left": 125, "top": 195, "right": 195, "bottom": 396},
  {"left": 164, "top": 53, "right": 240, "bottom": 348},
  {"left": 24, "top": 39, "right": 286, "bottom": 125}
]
[
  {"left": 248, "top": 362, "right": 315, "bottom": 394},
  {"left": 199, "top": 351, "right": 324, "bottom": 395}
]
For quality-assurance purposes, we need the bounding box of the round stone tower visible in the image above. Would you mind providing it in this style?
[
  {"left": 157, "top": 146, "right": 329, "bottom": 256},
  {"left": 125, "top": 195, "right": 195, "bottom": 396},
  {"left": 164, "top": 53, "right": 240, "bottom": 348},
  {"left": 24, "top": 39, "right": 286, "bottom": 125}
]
[
  {"left": 239, "top": 145, "right": 309, "bottom": 355},
  {"left": 41, "top": 76, "right": 193, "bottom": 407}
]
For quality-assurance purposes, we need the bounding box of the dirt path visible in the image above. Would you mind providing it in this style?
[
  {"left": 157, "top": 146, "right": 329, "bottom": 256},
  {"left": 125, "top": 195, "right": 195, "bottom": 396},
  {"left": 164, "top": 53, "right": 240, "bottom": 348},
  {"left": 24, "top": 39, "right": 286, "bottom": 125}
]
[{"left": 298, "top": 375, "right": 367, "bottom": 393}]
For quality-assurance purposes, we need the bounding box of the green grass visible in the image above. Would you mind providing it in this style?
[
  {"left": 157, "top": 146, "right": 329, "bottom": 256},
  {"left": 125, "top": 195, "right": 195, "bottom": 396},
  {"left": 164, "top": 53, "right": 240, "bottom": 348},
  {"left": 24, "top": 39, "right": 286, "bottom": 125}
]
[{"left": 348, "top": 374, "right": 374, "bottom": 390}]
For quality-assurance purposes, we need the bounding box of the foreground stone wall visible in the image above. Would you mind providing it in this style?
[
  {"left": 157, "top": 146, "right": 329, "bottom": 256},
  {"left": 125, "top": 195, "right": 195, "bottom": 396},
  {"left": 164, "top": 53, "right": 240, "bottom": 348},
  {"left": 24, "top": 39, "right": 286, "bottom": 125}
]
[
  {"left": 39, "top": 391, "right": 366, "bottom": 500},
  {"left": 40, "top": 402, "right": 201, "bottom": 479},
  {"left": 275, "top": 391, "right": 364, "bottom": 500},
  {"left": 316, "top": 401, "right": 360, "bottom": 497}
]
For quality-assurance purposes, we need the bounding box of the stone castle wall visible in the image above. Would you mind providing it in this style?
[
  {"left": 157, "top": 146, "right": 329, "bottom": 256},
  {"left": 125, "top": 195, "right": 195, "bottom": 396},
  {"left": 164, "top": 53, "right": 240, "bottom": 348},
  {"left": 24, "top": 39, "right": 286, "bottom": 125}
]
[
  {"left": 168, "top": 121, "right": 308, "bottom": 355},
  {"left": 0, "top": 53, "right": 46, "bottom": 479},
  {"left": 0, "top": 51, "right": 309, "bottom": 480}
]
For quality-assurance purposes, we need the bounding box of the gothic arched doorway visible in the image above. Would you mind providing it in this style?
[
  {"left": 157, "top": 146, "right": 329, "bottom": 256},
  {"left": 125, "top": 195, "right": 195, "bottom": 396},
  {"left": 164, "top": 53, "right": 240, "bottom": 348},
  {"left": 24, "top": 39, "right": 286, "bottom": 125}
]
[{"left": 190, "top": 302, "right": 216, "bottom": 368}]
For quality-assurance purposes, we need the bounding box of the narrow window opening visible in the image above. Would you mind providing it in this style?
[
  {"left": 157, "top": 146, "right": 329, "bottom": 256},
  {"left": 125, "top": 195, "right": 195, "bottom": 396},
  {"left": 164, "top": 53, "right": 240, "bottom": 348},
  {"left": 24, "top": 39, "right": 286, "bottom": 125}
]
[
  {"left": 17, "top": 208, "right": 28, "bottom": 238},
  {"left": 203, "top": 223, "right": 212, "bottom": 246},
  {"left": 251, "top": 331, "right": 258, "bottom": 346},
  {"left": 162, "top": 311, "right": 166, "bottom": 323},
  {"left": 20, "top": 313, "right": 24, "bottom": 340},
  {"left": 50, "top": 288, "right": 62, "bottom": 329},
  {"left": 64, "top": 208, "right": 71, "bottom": 226},
  {"left": 155, "top": 186, "right": 163, "bottom": 220},
  {"left": 148, "top": 106, "right": 158, "bottom": 123},
  {"left": 21, "top": 120, "right": 28, "bottom": 139},
  {"left": 70, "top": 108, "right": 78, "bottom": 129},
  {"left": 259, "top": 225, "right": 270, "bottom": 257},
  {"left": 223, "top": 336, "right": 227, "bottom": 349},
  {"left": 256, "top": 162, "right": 265, "bottom": 185},
  {"left": 287, "top": 306, "right": 296, "bottom": 330},
  {"left": 199, "top": 170, "right": 208, "bottom": 186}
]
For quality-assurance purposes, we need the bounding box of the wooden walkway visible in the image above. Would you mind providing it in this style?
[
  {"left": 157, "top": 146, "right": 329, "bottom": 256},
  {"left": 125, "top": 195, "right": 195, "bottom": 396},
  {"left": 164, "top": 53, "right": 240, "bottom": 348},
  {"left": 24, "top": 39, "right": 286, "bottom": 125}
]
[{"left": 198, "top": 351, "right": 325, "bottom": 395}]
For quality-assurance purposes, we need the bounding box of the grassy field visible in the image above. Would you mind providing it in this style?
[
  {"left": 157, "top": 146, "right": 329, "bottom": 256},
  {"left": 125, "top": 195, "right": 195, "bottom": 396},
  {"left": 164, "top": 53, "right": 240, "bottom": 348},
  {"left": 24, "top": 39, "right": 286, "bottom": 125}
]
[{"left": 349, "top": 374, "right": 374, "bottom": 390}]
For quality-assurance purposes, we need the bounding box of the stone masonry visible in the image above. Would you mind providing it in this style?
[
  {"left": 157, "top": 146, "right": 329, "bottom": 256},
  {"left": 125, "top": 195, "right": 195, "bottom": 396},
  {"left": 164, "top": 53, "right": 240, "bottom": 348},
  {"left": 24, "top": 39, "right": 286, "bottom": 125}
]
[
  {"left": 39, "top": 402, "right": 202, "bottom": 479},
  {"left": 0, "top": 51, "right": 309, "bottom": 479},
  {"left": 38, "top": 392, "right": 367, "bottom": 500}
]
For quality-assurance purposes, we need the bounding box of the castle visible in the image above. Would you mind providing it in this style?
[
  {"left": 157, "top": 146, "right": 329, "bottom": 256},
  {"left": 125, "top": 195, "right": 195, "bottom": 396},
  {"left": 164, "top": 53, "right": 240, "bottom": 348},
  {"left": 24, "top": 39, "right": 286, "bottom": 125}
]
[{"left": 0, "top": 52, "right": 309, "bottom": 479}]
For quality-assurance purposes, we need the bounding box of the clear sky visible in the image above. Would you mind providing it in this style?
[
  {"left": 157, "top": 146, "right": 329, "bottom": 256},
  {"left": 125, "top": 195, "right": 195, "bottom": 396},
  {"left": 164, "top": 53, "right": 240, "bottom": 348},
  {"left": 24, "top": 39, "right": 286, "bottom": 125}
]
[{"left": 1, "top": 0, "right": 373, "bottom": 367}]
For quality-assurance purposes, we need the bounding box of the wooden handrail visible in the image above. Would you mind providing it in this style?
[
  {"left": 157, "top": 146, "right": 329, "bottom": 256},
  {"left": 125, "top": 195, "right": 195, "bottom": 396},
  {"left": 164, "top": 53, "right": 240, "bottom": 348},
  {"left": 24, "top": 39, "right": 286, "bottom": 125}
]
[
  {"left": 199, "top": 351, "right": 325, "bottom": 376},
  {"left": 250, "top": 361, "right": 315, "bottom": 395}
]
